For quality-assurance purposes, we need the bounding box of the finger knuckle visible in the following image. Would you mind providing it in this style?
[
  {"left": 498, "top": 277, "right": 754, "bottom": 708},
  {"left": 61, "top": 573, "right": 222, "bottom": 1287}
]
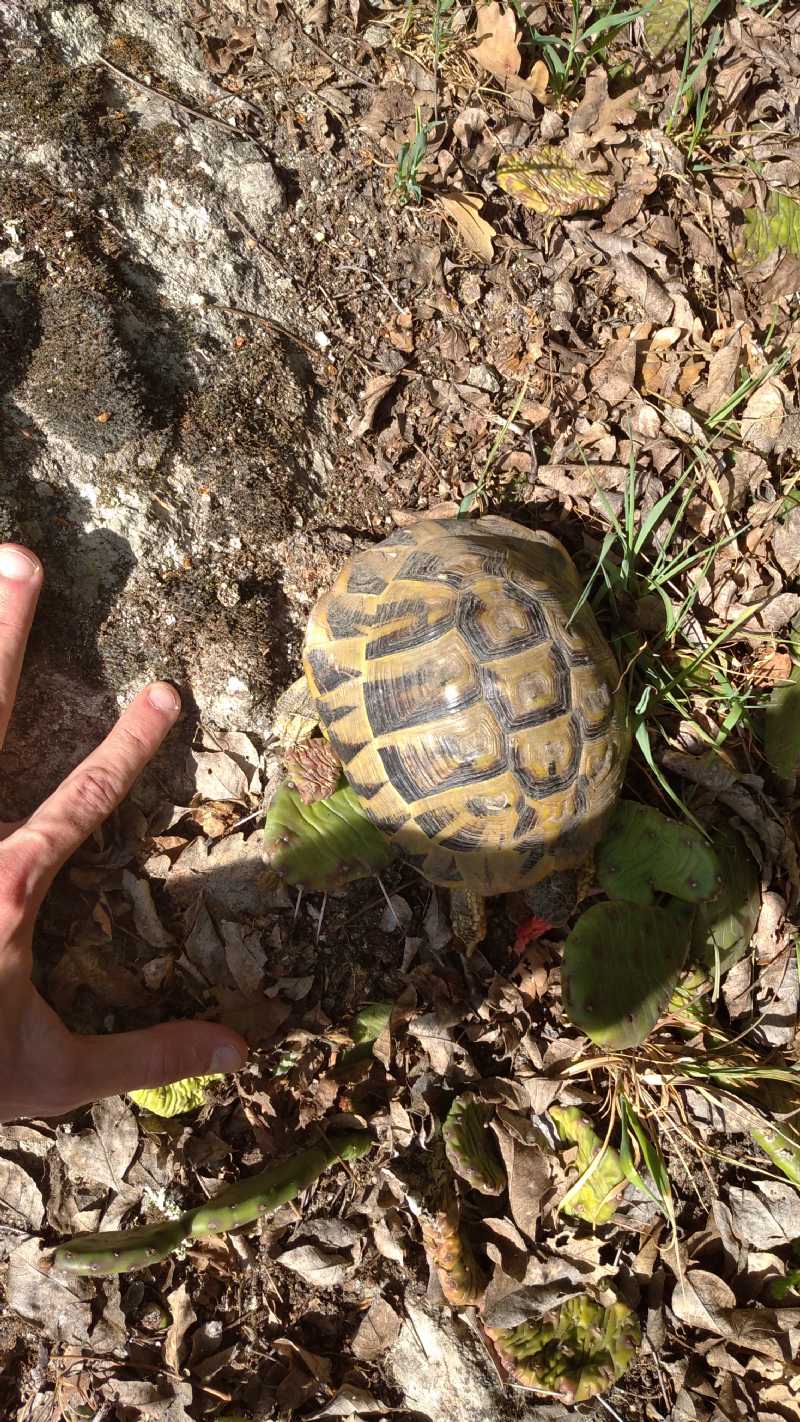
[
  {"left": 117, "top": 721, "right": 151, "bottom": 760},
  {"left": 0, "top": 844, "right": 35, "bottom": 917},
  {"left": 70, "top": 763, "right": 120, "bottom": 822}
]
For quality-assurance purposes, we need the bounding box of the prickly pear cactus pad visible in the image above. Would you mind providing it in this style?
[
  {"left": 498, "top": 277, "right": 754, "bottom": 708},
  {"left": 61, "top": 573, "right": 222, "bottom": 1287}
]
[
  {"left": 423, "top": 1202, "right": 487, "bottom": 1307},
  {"left": 285, "top": 736, "right": 343, "bottom": 804},
  {"left": 690, "top": 827, "right": 760, "bottom": 976},
  {"left": 763, "top": 663, "right": 800, "bottom": 779},
  {"left": 442, "top": 1094, "right": 506, "bottom": 1194},
  {"left": 596, "top": 801, "right": 722, "bottom": 907},
  {"left": 129, "top": 1074, "right": 223, "bottom": 1118},
  {"left": 53, "top": 1134, "right": 372, "bottom": 1275},
  {"left": 337, "top": 1000, "right": 394, "bottom": 1069},
  {"left": 750, "top": 1118, "right": 800, "bottom": 1188},
  {"left": 643, "top": 0, "right": 690, "bottom": 57},
  {"left": 53, "top": 1217, "right": 192, "bottom": 1275},
  {"left": 263, "top": 780, "right": 392, "bottom": 891},
  {"left": 550, "top": 1106, "right": 627, "bottom": 1225},
  {"left": 562, "top": 901, "right": 694, "bottom": 1048},
  {"left": 486, "top": 1295, "right": 640, "bottom": 1401},
  {"left": 188, "top": 1133, "right": 372, "bottom": 1237},
  {"left": 744, "top": 193, "right": 800, "bottom": 264},
  {"left": 497, "top": 147, "right": 614, "bottom": 217}
]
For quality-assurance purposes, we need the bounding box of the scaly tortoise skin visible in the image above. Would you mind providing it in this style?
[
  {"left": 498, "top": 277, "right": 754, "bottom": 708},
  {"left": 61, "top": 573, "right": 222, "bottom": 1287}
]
[{"left": 303, "top": 516, "right": 628, "bottom": 900}]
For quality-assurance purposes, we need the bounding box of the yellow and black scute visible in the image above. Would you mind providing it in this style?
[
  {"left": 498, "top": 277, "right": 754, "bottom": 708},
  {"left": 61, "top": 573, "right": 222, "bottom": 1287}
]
[{"left": 304, "top": 516, "right": 628, "bottom": 897}]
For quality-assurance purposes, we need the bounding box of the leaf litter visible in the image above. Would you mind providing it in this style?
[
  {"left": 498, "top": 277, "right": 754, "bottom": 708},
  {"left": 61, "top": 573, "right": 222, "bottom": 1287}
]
[{"left": 3, "top": 0, "right": 800, "bottom": 1419}]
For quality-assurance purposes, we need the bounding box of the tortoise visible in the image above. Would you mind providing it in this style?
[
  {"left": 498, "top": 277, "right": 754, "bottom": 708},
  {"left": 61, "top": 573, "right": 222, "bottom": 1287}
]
[{"left": 264, "top": 515, "right": 629, "bottom": 945}]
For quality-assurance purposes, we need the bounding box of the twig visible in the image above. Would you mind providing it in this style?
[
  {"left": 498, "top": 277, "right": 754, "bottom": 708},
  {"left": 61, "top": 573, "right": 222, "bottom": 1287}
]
[
  {"left": 597, "top": 1396, "right": 626, "bottom": 1422},
  {"left": 98, "top": 55, "right": 253, "bottom": 142},
  {"left": 209, "top": 301, "right": 320, "bottom": 359},
  {"left": 706, "top": 188, "right": 722, "bottom": 328},
  {"left": 282, "top": 0, "right": 372, "bottom": 87},
  {"left": 250, "top": 53, "right": 354, "bottom": 121},
  {"left": 337, "top": 262, "right": 406, "bottom": 314}
]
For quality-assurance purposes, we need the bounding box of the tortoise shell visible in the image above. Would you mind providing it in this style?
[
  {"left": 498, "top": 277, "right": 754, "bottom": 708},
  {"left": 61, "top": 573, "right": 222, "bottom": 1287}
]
[{"left": 303, "top": 516, "right": 629, "bottom": 896}]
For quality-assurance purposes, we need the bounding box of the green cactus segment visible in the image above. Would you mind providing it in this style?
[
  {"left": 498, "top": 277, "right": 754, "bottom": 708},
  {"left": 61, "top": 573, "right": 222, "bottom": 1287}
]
[
  {"left": 53, "top": 1217, "right": 190, "bottom": 1275},
  {"left": 53, "top": 1134, "right": 372, "bottom": 1275},
  {"left": 550, "top": 1106, "right": 626, "bottom": 1225},
  {"left": 764, "top": 665, "right": 800, "bottom": 780},
  {"left": 487, "top": 1296, "right": 640, "bottom": 1401},
  {"left": 189, "top": 1134, "right": 372, "bottom": 1237},
  {"left": 643, "top": 0, "right": 690, "bottom": 57},
  {"left": 263, "top": 780, "right": 392, "bottom": 891},
  {"left": 690, "top": 827, "right": 760, "bottom": 976},
  {"left": 562, "top": 901, "right": 693, "bottom": 1048},
  {"left": 745, "top": 193, "right": 800, "bottom": 263},
  {"left": 129, "top": 1074, "right": 224, "bottom": 1118},
  {"left": 597, "top": 801, "right": 722, "bottom": 907},
  {"left": 669, "top": 967, "right": 713, "bottom": 1022},
  {"left": 338, "top": 1001, "right": 394, "bottom": 1068},
  {"left": 442, "top": 1095, "right": 506, "bottom": 1195},
  {"left": 750, "top": 1118, "right": 800, "bottom": 1189}
]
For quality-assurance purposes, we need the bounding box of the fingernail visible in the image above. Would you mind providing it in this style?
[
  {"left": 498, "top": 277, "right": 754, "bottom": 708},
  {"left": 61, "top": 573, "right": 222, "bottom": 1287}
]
[
  {"left": 147, "top": 682, "right": 181, "bottom": 714},
  {"left": 212, "top": 1043, "right": 246, "bottom": 1074},
  {"left": 0, "top": 546, "right": 41, "bottom": 581}
]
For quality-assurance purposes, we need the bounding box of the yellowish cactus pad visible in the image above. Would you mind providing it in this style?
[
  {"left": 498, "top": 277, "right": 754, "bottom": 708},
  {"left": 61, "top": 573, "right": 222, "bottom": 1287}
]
[
  {"left": 129, "top": 1074, "right": 223, "bottom": 1117},
  {"left": 497, "top": 147, "right": 614, "bottom": 218},
  {"left": 644, "top": 0, "right": 690, "bottom": 58}
]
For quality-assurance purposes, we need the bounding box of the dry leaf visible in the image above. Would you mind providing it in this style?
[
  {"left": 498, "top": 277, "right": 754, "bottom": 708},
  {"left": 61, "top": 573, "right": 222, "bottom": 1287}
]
[
  {"left": 0, "top": 1157, "right": 45, "bottom": 1235},
  {"left": 190, "top": 750, "right": 250, "bottom": 802},
  {"left": 164, "top": 1282, "right": 197, "bottom": 1374},
  {"left": 48, "top": 943, "right": 150, "bottom": 1013},
  {"left": 212, "top": 986, "right": 290, "bottom": 1046},
  {"left": 310, "top": 1384, "right": 384, "bottom": 1417},
  {"left": 166, "top": 832, "right": 278, "bottom": 918},
  {"left": 694, "top": 331, "right": 742, "bottom": 413},
  {"left": 221, "top": 919, "right": 266, "bottom": 995},
  {"left": 570, "top": 68, "right": 640, "bottom": 146},
  {"left": 276, "top": 1242, "right": 353, "bottom": 1288},
  {"left": 355, "top": 374, "right": 399, "bottom": 437},
  {"left": 740, "top": 377, "right": 786, "bottom": 452},
  {"left": 773, "top": 505, "right": 800, "bottom": 577},
  {"left": 467, "top": 3, "right": 547, "bottom": 100},
  {"left": 468, "top": 2, "right": 521, "bottom": 79},
  {"left": 439, "top": 192, "right": 495, "bottom": 262},
  {"left": 123, "top": 870, "right": 174, "bottom": 949},
  {"left": 726, "top": 1181, "right": 800, "bottom": 1250},
  {"left": 184, "top": 893, "right": 227, "bottom": 985},
  {"left": 56, "top": 1098, "right": 139, "bottom": 1193},
  {"left": 526, "top": 61, "right": 549, "bottom": 102},
  {"left": 607, "top": 252, "right": 674, "bottom": 324},
  {"left": 352, "top": 1296, "right": 402, "bottom": 1360},
  {"left": 590, "top": 337, "right": 637, "bottom": 404},
  {"left": 669, "top": 1270, "right": 735, "bottom": 1335},
  {"left": 7, "top": 1237, "right": 94, "bottom": 1346}
]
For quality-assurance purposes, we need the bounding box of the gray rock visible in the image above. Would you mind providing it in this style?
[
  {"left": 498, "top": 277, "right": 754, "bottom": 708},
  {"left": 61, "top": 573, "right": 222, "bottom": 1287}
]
[{"left": 0, "top": 0, "right": 329, "bottom": 798}]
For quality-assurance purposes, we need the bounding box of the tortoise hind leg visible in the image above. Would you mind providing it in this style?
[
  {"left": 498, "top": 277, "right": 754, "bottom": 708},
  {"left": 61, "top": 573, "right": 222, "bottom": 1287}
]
[{"left": 449, "top": 889, "right": 487, "bottom": 954}]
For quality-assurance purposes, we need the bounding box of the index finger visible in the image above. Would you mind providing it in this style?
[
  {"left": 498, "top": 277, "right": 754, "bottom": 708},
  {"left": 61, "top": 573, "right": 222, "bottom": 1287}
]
[
  {"left": 0, "top": 546, "right": 43, "bottom": 750},
  {"left": 8, "top": 682, "right": 181, "bottom": 909}
]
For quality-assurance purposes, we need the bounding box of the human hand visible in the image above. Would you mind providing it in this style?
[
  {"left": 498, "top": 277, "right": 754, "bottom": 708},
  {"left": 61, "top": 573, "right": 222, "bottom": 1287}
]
[{"left": 0, "top": 545, "right": 248, "bottom": 1124}]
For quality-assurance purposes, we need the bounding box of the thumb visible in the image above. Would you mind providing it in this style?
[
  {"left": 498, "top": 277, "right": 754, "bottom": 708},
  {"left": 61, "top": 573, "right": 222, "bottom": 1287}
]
[{"left": 68, "top": 1021, "right": 249, "bottom": 1105}]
